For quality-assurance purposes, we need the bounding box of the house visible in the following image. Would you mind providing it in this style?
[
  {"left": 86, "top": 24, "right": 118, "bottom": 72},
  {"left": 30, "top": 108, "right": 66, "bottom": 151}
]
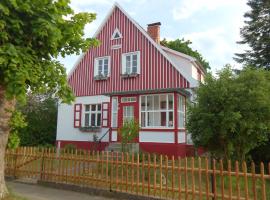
[{"left": 56, "top": 3, "right": 205, "bottom": 157}]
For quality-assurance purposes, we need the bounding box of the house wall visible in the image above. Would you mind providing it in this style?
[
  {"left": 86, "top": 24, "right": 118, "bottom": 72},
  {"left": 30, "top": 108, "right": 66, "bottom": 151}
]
[
  {"left": 56, "top": 95, "right": 110, "bottom": 142},
  {"left": 68, "top": 7, "right": 189, "bottom": 97}
]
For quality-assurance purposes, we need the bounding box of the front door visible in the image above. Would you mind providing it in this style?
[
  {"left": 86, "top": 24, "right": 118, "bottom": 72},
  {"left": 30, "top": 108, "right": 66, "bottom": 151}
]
[{"left": 118, "top": 96, "right": 139, "bottom": 142}]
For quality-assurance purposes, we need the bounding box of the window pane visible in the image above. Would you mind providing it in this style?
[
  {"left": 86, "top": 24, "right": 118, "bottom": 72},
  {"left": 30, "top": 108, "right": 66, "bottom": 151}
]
[
  {"left": 104, "top": 59, "right": 108, "bottom": 65},
  {"left": 147, "top": 112, "right": 154, "bottom": 126},
  {"left": 169, "top": 111, "right": 173, "bottom": 127},
  {"left": 98, "top": 60, "right": 103, "bottom": 66},
  {"left": 168, "top": 94, "right": 173, "bottom": 110},
  {"left": 97, "top": 104, "right": 101, "bottom": 111},
  {"left": 160, "top": 95, "right": 167, "bottom": 110},
  {"left": 147, "top": 96, "right": 153, "bottom": 110},
  {"left": 178, "top": 112, "right": 185, "bottom": 128},
  {"left": 160, "top": 112, "right": 166, "bottom": 126},
  {"left": 91, "top": 105, "right": 96, "bottom": 111},
  {"left": 153, "top": 112, "right": 161, "bottom": 126},
  {"left": 112, "top": 97, "right": 118, "bottom": 111},
  {"left": 91, "top": 114, "right": 96, "bottom": 126},
  {"left": 141, "top": 96, "right": 146, "bottom": 111},
  {"left": 104, "top": 65, "right": 108, "bottom": 76},
  {"left": 85, "top": 114, "right": 89, "bottom": 127},
  {"left": 112, "top": 113, "right": 117, "bottom": 127},
  {"left": 97, "top": 113, "right": 101, "bottom": 126},
  {"left": 178, "top": 95, "right": 185, "bottom": 111},
  {"left": 154, "top": 95, "right": 159, "bottom": 110},
  {"left": 85, "top": 105, "right": 90, "bottom": 112},
  {"left": 141, "top": 112, "right": 146, "bottom": 127},
  {"left": 132, "top": 66, "right": 137, "bottom": 73},
  {"left": 126, "top": 55, "right": 131, "bottom": 73}
]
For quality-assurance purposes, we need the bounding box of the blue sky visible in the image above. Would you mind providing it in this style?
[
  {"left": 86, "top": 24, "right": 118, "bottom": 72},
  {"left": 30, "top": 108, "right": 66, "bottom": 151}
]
[{"left": 59, "top": 0, "right": 249, "bottom": 73}]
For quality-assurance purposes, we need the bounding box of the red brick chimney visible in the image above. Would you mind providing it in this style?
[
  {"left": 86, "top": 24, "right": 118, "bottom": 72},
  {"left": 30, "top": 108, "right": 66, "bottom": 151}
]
[{"left": 147, "top": 22, "right": 161, "bottom": 44}]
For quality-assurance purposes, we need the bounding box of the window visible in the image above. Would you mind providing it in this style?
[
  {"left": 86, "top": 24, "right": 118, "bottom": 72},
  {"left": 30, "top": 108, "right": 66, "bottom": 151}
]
[
  {"left": 111, "top": 97, "right": 118, "bottom": 127},
  {"left": 122, "top": 51, "right": 140, "bottom": 74},
  {"left": 121, "top": 97, "right": 136, "bottom": 103},
  {"left": 94, "top": 56, "right": 110, "bottom": 77},
  {"left": 84, "top": 104, "right": 102, "bottom": 127},
  {"left": 123, "top": 106, "right": 134, "bottom": 123},
  {"left": 111, "top": 28, "right": 122, "bottom": 40},
  {"left": 140, "top": 94, "right": 174, "bottom": 128},
  {"left": 178, "top": 95, "right": 185, "bottom": 128}
]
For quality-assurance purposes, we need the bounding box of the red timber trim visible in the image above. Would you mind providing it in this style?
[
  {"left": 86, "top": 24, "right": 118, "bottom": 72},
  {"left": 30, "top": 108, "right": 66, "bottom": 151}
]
[
  {"left": 74, "top": 104, "right": 82, "bottom": 128},
  {"left": 102, "top": 102, "right": 110, "bottom": 127},
  {"left": 174, "top": 92, "right": 178, "bottom": 144}
]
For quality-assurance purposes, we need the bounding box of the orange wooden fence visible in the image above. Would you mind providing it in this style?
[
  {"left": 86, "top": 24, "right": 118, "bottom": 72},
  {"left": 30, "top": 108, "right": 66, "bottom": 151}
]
[{"left": 4, "top": 147, "right": 270, "bottom": 200}]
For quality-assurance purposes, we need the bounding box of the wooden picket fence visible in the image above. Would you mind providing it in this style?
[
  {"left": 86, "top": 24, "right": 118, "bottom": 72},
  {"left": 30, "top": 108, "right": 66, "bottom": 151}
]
[{"left": 4, "top": 147, "right": 270, "bottom": 200}]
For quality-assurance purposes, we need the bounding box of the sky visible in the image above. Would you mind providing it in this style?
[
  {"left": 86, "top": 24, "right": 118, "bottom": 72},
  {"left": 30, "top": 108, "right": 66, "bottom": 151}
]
[{"left": 59, "top": 0, "right": 250, "bottom": 74}]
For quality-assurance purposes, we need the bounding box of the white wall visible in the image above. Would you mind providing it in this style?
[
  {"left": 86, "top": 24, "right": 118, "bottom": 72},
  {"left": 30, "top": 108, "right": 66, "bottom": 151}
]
[
  {"left": 178, "top": 131, "right": 186, "bottom": 143},
  {"left": 139, "top": 131, "right": 175, "bottom": 143},
  {"left": 56, "top": 95, "right": 110, "bottom": 142}
]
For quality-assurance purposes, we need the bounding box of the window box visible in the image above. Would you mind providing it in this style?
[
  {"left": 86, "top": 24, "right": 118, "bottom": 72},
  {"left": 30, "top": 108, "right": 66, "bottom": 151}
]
[
  {"left": 121, "top": 72, "right": 139, "bottom": 78},
  {"left": 94, "top": 74, "right": 109, "bottom": 81},
  {"left": 79, "top": 126, "right": 101, "bottom": 132}
]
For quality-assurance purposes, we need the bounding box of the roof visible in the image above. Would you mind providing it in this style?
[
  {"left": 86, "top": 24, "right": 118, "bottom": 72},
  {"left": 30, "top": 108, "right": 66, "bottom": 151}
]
[{"left": 68, "top": 2, "right": 203, "bottom": 82}]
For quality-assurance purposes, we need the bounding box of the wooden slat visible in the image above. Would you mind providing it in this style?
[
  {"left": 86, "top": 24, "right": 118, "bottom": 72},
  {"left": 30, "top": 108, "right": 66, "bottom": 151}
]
[
  {"left": 148, "top": 153, "right": 151, "bottom": 196},
  {"left": 136, "top": 153, "right": 140, "bottom": 195},
  {"left": 160, "top": 154, "right": 163, "bottom": 199},
  {"left": 205, "top": 157, "right": 210, "bottom": 200},
  {"left": 172, "top": 156, "right": 175, "bottom": 200},
  {"left": 220, "top": 159, "right": 225, "bottom": 200},
  {"left": 153, "top": 154, "right": 157, "bottom": 197},
  {"left": 242, "top": 162, "right": 249, "bottom": 200},
  {"left": 260, "top": 162, "right": 266, "bottom": 200},
  {"left": 198, "top": 157, "right": 202, "bottom": 200},
  {"left": 191, "top": 157, "right": 195, "bottom": 200},
  {"left": 251, "top": 162, "right": 257, "bottom": 200},
  {"left": 178, "top": 157, "right": 182, "bottom": 200},
  {"left": 235, "top": 161, "right": 241, "bottom": 200},
  {"left": 228, "top": 160, "right": 232, "bottom": 200}
]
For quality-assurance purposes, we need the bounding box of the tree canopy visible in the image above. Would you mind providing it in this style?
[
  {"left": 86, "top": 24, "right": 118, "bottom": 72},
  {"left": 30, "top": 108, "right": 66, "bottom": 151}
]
[
  {"left": 161, "top": 38, "right": 210, "bottom": 71},
  {"left": 235, "top": 0, "right": 270, "bottom": 69},
  {"left": 0, "top": 0, "right": 99, "bottom": 103},
  {"left": 0, "top": 0, "right": 98, "bottom": 198},
  {"left": 187, "top": 66, "right": 270, "bottom": 161}
]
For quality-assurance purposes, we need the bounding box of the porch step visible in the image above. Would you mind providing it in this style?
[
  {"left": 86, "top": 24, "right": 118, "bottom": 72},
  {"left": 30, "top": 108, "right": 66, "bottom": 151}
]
[{"left": 105, "top": 143, "right": 139, "bottom": 153}]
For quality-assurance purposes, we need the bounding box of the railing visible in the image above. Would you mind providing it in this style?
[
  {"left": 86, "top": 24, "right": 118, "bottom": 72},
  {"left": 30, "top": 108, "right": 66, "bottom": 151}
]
[
  {"left": 5, "top": 147, "right": 270, "bottom": 200},
  {"left": 98, "top": 127, "right": 111, "bottom": 143}
]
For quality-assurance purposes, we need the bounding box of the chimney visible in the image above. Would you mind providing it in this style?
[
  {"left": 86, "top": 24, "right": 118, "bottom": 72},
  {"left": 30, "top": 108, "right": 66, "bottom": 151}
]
[{"left": 147, "top": 22, "right": 161, "bottom": 44}]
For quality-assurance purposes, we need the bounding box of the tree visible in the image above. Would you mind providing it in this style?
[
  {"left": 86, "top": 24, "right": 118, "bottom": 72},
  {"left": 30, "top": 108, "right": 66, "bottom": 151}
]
[
  {"left": 17, "top": 93, "right": 58, "bottom": 147},
  {"left": 161, "top": 38, "right": 210, "bottom": 71},
  {"left": 234, "top": 0, "right": 270, "bottom": 69},
  {"left": 187, "top": 66, "right": 270, "bottom": 162},
  {"left": 0, "top": 0, "right": 98, "bottom": 198}
]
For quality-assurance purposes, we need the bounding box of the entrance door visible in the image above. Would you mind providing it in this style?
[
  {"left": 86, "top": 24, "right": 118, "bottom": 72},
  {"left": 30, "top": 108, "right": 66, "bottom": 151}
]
[{"left": 118, "top": 97, "right": 139, "bottom": 142}]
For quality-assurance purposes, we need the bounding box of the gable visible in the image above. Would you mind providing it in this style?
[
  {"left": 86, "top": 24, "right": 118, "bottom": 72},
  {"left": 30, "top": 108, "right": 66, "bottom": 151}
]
[{"left": 68, "top": 4, "right": 189, "bottom": 97}]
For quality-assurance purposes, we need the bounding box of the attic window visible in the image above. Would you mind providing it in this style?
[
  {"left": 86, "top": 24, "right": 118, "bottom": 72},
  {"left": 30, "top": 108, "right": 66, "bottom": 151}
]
[{"left": 111, "top": 28, "right": 122, "bottom": 40}]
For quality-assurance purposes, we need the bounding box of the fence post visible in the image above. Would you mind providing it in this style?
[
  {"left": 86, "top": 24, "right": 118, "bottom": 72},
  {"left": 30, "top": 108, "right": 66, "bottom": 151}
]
[
  {"left": 40, "top": 148, "right": 45, "bottom": 181},
  {"left": 13, "top": 148, "right": 19, "bottom": 178}
]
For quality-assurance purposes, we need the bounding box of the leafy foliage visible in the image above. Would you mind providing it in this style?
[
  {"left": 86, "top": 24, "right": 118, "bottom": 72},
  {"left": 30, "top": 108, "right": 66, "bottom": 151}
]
[
  {"left": 118, "top": 119, "right": 139, "bottom": 152},
  {"left": 0, "top": 0, "right": 99, "bottom": 103},
  {"left": 7, "top": 111, "right": 27, "bottom": 149},
  {"left": 161, "top": 38, "right": 210, "bottom": 71},
  {"left": 16, "top": 93, "right": 58, "bottom": 146},
  {"left": 235, "top": 0, "right": 270, "bottom": 69},
  {"left": 187, "top": 66, "right": 270, "bottom": 161}
]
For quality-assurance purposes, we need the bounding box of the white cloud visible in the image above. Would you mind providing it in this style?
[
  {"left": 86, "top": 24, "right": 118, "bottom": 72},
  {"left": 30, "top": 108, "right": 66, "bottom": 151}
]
[{"left": 172, "top": 0, "right": 247, "bottom": 21}]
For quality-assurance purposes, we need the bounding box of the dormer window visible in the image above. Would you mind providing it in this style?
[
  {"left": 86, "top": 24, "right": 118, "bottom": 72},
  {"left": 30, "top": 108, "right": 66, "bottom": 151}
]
[
  {"left": 94, "top": 56, "right": 110, "bottom": 80},
  {"left": 111, "top": 28, "right": 122, "bottom": 40}
]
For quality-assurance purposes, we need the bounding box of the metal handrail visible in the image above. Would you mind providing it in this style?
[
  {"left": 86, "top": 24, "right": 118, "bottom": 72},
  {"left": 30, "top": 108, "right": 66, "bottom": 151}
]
[{"left": 98, "top": 127, "right": 111, "bottom": 143}]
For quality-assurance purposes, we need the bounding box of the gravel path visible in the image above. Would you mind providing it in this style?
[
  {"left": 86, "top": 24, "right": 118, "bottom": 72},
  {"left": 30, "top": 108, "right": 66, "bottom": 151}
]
[{"left": 7, "top": 181, "right": 120, "bottom": 200}]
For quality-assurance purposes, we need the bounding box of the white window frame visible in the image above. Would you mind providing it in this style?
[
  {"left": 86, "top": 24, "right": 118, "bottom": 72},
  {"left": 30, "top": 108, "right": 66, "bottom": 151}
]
[
  {"left": 121, "top": 97, "right": 137, "bottom": 103},
  {"left": 94, "top": 56, "right": 110, "bottom": 77},
  {"left": 121, "top": 51, "right": 140, "bottom": 75},
  {"left": 111, "top": 97, "right": 118, "bottom": 128},
  {"left": 84, "top": 104, "right": 102, "bottom": 127},
  {"left": 140, "top": 93, "right": 174, "bottom": 129},
  {"left": 111, "top": 28, "right": 122, "bottom": 40},
  {"left": 178, "top": 94, "right": 186, "bottom": 129}
]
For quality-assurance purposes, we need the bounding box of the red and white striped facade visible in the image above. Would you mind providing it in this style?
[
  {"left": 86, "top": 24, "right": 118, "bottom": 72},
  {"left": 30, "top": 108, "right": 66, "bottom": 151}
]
[{"left": 56, "top": 3, "right": 205, "bottom": 157}]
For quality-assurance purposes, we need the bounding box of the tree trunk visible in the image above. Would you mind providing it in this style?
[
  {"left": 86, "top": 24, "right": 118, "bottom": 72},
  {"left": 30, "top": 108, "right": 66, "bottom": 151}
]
[{"left": 0, "top": 85, "right": 15, "bottom": 199}]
